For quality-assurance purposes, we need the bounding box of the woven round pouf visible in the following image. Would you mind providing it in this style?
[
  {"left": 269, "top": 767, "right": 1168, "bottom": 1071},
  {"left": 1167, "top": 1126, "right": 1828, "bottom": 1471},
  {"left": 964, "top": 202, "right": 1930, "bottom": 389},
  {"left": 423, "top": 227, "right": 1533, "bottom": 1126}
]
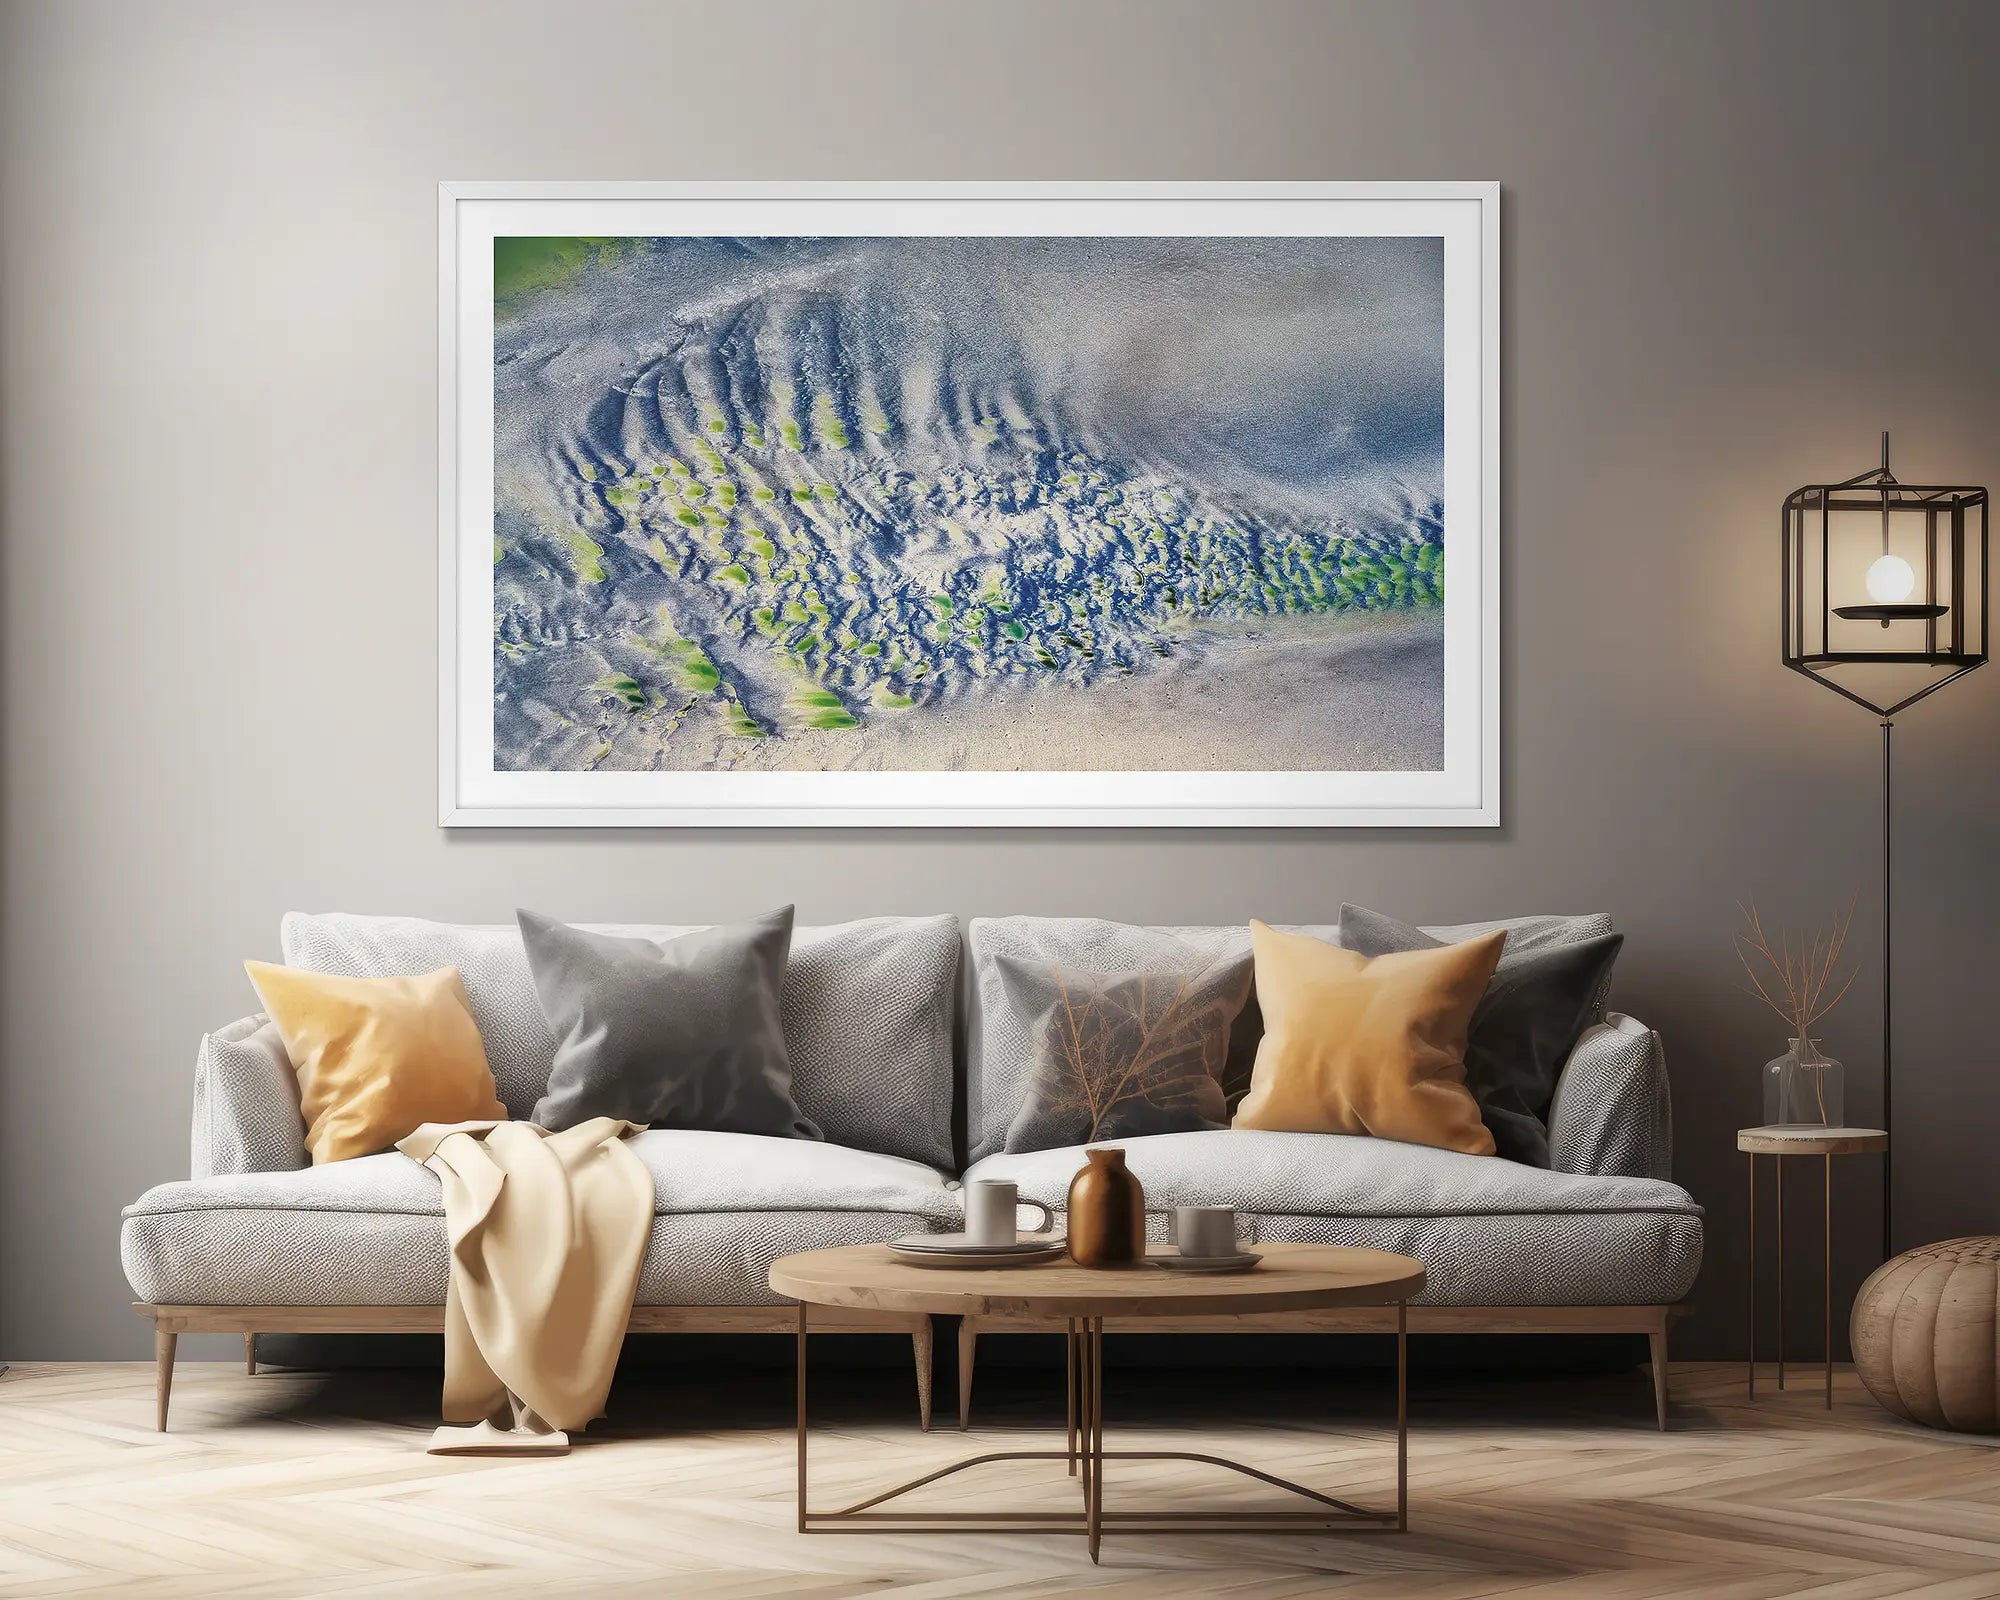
[{"left": 1850, "top": 1237, "right": 2000, "bottom": 1433}]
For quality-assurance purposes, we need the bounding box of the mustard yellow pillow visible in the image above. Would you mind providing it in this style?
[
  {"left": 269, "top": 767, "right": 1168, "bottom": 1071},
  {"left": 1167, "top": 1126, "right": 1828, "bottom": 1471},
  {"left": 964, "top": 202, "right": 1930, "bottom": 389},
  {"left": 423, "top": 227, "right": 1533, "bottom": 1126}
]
[
  {"left": 1230, "top": 921, "right": 1504, "bottom": 1155},
  {"left": 245, "top": 963, "right": 506, "bottom": 1164}
]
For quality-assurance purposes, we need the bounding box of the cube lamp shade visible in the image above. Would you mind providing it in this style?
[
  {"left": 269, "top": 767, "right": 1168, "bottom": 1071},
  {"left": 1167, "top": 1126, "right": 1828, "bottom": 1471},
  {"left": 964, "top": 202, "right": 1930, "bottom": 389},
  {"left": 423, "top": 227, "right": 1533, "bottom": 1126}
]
[{"left": 1782, "top": 433, "right": 1988, "bottom": 717}]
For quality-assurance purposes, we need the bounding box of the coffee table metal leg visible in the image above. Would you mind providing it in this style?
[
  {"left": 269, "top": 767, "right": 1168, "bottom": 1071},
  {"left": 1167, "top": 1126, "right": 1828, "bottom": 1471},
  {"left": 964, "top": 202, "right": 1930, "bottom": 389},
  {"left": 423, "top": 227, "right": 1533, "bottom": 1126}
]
[
  {"left": 793, "top": 1297, "right": 1408, "bottom": 1545},
  {"left": 1073, "top": 1318, "right": 1087, "bottom": 1503},
  {"left": 1065, "top": 1317, "right": 1079, "bottom": 1479},
  {"left": 1078, "top": 1316, "right": 1096, "bottom": 1519},
  {"left": 1397, "top": 1301, "right": 1408, "bottom": 1532},
  {"left": 795, "top": 1302, "right": 808, "bottom": 1534},
  {"left": 1087, "top": 1316, "right": 1104, "bottom": 1564}
]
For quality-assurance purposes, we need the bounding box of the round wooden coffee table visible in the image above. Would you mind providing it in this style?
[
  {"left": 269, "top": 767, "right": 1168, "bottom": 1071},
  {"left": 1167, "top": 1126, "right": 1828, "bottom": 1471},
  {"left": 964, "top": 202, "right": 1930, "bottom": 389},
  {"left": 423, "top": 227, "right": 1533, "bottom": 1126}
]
[{"left": 769, "top": 1241, "right": 1425, "bottom": 1561}]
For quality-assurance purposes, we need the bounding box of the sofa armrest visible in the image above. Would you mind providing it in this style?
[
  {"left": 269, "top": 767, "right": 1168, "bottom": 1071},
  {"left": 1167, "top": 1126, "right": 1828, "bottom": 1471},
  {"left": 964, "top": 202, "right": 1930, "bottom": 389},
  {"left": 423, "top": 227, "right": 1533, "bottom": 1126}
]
[
  {"left": 191, "top": 1014, "right": 308, "bottom": 1178},
  {"left": 1547, "top": 1012, "right": 1671, "bottom": 1181}
]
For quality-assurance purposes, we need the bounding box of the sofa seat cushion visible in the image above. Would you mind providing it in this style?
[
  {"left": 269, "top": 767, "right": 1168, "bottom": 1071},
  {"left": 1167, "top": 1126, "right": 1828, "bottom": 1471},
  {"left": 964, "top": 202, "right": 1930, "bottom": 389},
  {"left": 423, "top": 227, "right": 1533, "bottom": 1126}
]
[
  {"left": 122, "top": 1133, "right": 957, "bottom": 1308},
  {"left": 965, "top": 1129, "right": 1703, "bottom": 1307}
]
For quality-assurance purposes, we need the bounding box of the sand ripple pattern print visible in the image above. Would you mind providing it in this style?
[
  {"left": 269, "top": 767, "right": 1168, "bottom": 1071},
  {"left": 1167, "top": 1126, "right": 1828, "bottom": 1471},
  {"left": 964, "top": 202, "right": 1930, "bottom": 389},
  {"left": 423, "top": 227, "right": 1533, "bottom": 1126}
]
[{"left": 491, "top": 235, "right": 1447, "bottom": 773}]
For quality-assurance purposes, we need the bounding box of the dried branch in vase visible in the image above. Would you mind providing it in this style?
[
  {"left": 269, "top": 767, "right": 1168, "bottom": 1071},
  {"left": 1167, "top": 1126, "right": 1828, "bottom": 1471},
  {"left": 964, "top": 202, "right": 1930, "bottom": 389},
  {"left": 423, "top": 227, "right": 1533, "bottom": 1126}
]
[{"left": 1732, "top": 898, "right": 1860, "bottom": 1041}]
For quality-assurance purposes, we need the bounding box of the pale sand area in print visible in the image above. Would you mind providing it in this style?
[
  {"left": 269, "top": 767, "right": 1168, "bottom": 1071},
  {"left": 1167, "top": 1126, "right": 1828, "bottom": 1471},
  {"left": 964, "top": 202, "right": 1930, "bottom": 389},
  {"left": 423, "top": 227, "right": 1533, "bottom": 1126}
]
[{"left": 706, "top": 609, "right": 1444, "bottom": 773}]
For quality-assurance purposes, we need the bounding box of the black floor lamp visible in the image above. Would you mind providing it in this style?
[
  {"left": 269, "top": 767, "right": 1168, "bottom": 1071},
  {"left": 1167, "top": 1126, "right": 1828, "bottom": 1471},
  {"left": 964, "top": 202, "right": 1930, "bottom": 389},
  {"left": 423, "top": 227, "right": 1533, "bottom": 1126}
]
[{"left": 1781, "top": 433, "right": 1988, "bottom": 1262}]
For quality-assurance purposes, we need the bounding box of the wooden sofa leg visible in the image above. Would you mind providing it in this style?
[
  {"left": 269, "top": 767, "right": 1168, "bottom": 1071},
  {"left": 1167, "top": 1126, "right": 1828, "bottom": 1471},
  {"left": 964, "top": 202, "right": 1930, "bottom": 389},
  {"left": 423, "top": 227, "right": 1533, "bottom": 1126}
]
[
  {"left": 958, "top": 1319, "right": 977, "bottom": 1430},
  {"left": 911, "top": 1318, "right": 934, "bottom": 1433},
  {"left": 155, "top": 1328, "right": 178, "bottom": 1433},
  {"left": 245, "top": 1334, "right": 257, "bottom": 1376},
  {"left": 1648, "top": 1324, "right": 1670, "bottom": 1431}
]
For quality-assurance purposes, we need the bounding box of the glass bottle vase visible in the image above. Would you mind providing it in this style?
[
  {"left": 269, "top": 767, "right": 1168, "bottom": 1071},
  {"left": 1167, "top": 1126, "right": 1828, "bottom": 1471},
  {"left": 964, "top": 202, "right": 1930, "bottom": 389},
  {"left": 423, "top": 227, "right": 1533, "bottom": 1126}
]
[{"left": 1763, "top": 1037, "right": 1844, "bottom": 1128}]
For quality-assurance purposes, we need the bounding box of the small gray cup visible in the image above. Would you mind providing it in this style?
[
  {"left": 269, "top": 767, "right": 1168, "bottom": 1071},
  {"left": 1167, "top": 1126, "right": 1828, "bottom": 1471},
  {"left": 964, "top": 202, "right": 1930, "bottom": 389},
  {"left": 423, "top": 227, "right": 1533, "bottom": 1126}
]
[{"left": 1174, "top": 1205, "right": 1241, "bottom": 1258}]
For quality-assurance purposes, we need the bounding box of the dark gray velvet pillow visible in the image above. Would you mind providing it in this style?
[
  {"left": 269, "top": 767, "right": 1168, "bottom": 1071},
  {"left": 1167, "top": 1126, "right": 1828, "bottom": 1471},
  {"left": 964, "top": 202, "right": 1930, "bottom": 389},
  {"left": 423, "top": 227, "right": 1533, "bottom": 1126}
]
[
  {"left": 1337, "top": 903, "right": 1622, "bottom": 1167},
  {"left": 520, "top": 906, "right": 821, "bottom": 1139},
  {"left": 999, "top": 951, "right": 1252, "bottom": 1153}
]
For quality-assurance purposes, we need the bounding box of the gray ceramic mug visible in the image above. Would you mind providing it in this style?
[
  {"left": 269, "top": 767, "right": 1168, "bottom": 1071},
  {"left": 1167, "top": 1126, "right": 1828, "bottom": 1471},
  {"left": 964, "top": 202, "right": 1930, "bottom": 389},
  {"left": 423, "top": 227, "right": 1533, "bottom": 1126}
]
[{"left": 1173, "top": 1205, "right": 1241, "bottom": 1258}]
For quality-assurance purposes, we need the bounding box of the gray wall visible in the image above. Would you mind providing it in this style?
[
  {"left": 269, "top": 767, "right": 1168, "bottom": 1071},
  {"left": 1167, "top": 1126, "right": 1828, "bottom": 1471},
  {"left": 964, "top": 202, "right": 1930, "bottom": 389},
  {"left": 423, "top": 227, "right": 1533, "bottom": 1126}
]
[{"left": 3, "top": 0, "right": 1996, "bottom": 1362}]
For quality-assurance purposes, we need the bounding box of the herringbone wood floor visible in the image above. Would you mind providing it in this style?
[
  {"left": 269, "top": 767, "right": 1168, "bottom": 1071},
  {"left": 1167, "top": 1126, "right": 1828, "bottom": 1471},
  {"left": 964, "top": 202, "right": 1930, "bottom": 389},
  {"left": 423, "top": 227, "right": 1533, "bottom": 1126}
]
[{"left": 0, "top": 1358, "right": 1996, "bottom": 1597}]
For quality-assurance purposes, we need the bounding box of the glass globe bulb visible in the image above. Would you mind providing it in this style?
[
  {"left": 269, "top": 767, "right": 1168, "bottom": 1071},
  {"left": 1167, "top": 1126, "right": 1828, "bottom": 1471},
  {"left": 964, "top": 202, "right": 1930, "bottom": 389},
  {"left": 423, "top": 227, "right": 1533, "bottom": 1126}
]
[{"left": 1865, "top": 553, "right": 1916, "bottom": 603}]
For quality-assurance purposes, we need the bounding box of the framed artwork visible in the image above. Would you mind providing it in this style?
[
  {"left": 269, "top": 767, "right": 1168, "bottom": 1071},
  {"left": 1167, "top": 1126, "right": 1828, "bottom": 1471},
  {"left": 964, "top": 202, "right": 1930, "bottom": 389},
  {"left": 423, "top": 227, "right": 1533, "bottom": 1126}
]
[{"left": 439, "top": 182, "right": 1498, "bottom": 827}]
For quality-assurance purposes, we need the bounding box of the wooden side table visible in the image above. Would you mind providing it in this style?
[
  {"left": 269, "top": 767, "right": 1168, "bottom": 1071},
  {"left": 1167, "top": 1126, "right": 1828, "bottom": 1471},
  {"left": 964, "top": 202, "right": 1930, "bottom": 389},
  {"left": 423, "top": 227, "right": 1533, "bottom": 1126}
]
[{"left": 1738, "top": 1125, "right": 1888, "bottom": 1406}]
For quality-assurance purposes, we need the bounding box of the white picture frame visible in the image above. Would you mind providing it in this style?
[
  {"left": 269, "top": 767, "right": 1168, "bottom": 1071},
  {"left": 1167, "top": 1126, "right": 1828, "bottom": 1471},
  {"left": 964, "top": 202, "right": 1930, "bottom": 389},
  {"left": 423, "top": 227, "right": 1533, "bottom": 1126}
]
[{"left": 440, "top": 181, "right": 1499, "bottom": 828}]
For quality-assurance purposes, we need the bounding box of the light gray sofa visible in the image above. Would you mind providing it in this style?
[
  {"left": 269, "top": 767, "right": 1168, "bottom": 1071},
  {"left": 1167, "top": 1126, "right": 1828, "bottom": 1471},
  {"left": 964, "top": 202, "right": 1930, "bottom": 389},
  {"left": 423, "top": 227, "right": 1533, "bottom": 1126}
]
[{"left": 121, "top": 911, "right": 1702, "bottom": 1433}]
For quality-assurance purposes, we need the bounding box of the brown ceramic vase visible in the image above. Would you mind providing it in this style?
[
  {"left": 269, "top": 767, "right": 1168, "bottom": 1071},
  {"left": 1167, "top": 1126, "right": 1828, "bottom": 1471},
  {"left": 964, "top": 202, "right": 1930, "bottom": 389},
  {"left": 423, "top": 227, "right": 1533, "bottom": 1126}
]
[{"left": 1066, "top": 1148, "right": 1146, "bottom": 1267}]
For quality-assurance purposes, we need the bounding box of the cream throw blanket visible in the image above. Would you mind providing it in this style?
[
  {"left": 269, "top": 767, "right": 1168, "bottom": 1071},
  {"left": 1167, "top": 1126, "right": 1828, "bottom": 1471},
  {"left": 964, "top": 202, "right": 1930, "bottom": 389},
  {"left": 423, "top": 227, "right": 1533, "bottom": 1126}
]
[{"left": 398, "top": 1118, "right": 651, "bottom": 1452}]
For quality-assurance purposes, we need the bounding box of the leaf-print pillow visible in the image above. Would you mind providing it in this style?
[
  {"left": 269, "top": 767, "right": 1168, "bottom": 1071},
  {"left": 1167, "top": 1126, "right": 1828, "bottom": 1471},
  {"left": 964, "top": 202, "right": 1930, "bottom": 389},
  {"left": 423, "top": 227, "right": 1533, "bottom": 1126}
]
[{"left": 998, "top": 951, "right": 1253, "bottom": 1153}]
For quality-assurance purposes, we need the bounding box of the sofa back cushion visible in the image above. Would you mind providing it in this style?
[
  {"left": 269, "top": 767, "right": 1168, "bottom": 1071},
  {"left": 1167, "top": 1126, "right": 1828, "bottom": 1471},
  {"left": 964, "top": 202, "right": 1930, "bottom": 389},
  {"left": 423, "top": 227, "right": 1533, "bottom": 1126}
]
[
  {"left": 281, "top": 912, "right": 959, "bottom": 1169},
  {"left": 966, "top": 913, "right": 1613, "bottom": 1165}
]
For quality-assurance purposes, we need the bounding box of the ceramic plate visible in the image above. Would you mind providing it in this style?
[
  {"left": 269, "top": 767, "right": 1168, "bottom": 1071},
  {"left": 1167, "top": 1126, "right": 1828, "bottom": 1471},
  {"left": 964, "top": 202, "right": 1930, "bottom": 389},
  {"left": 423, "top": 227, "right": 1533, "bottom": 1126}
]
[
  {"left": 888, "top": 1242, "right": 1069, "bottom": 1269},
  {"left": 889, "top": 1232, "right": 1066, "bottom": 1254},
  {"left": 1146, "top": 1248, "right": 1263, "bottom": 1274}
]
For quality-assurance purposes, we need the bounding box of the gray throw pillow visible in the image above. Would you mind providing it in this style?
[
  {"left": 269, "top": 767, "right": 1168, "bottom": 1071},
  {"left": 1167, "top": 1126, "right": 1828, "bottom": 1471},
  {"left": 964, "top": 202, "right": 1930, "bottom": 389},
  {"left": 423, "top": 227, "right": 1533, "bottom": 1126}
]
[
  {"left": 1338, "top": 903, "right": 1622, "bottom": 1167},
  {"left": 520, "top": 906, "right": 821, "bottom": 1140},
  {"left": 999, "top": 951, "right": 1253, "bottom": 1153}
]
